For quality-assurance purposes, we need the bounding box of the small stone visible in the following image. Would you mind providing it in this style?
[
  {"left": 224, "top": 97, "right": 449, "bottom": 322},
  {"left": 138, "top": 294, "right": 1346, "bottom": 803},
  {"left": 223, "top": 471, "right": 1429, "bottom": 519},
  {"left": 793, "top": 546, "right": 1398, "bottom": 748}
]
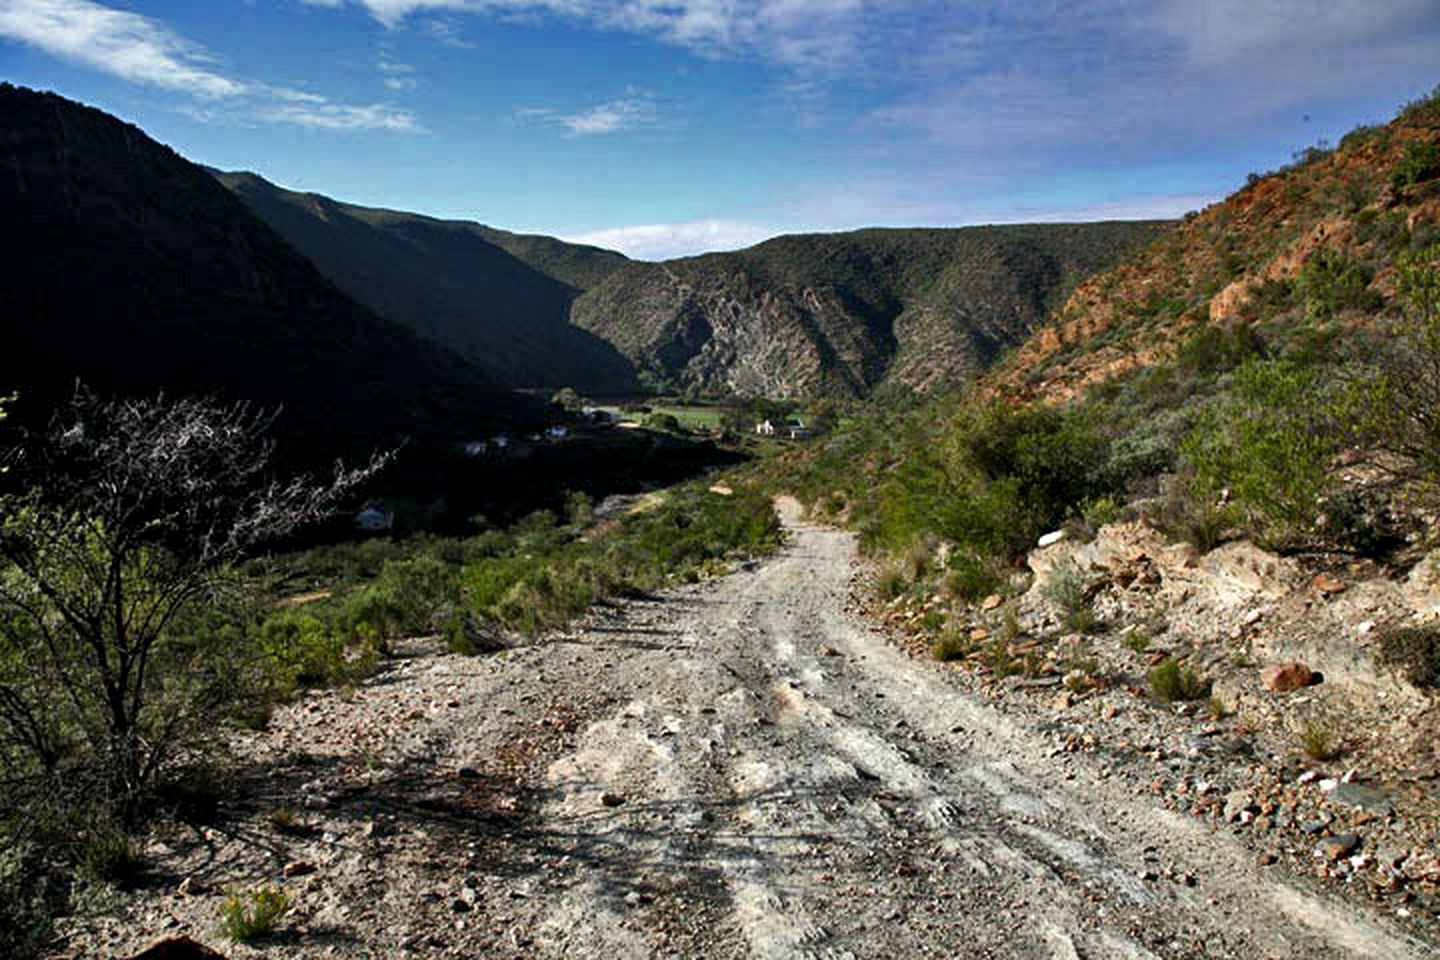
[
  {"left": 128, "top": 935, "right": 228, "bottom": 959},
  {"left": 282, "top": 859, "right": 315, "bottom": 878},
  {"left": 1223, "top": 789, "right": 1255, "bottom": 823},
  {"left": 1297, "top": 769, "right": 1322, "bottom": 784},
  {"left": 600, "top": 791, "right": 626, "bottom": 808},
  {"left": 980, "top": 594, "right": 1003, "bottom": 612},
  {"left": 1257, "top": 851, "right": 1278, "bottom": 866},
  {"left": 1316, "top": 834, "right": 1362, "bottom": 861},
  {"left": 624, "top": 891, "right": 643, "bottom": 908},
  {"left": 819, "top": 644, "right": 841, "bottom": 657},
  {"left": 176, "top": 875, "right": 206, "bottom": 897},
  {"left": 1261, "top": 662, "right": 1315, "bottom": 692},
  {"left": 1311, "top": 573, "right": 1346, "bottom": 595},
  {"left": 1037, "top": 530, "right": 1065, "bottom": 548},
  {"left": 969, "top": 627, "right": 989, "bottom": 642}
]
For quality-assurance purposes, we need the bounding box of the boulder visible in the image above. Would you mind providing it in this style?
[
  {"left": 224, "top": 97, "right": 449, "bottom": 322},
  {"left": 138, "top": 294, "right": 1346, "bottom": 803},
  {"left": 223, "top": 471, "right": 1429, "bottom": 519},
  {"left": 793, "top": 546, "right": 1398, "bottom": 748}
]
[
  {"left": 1261, "top": 661, "right": 1315, "bottom": 692},
  {"left": 129, "top": 936, "right": 227, "bottom": 960}
]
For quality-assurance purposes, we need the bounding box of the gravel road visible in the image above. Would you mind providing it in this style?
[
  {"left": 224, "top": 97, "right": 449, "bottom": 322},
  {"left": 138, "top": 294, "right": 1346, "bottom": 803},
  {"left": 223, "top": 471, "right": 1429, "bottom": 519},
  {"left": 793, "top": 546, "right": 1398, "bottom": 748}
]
[{"left": 69, "top": 502, "right": 1432, "bottom": 959}]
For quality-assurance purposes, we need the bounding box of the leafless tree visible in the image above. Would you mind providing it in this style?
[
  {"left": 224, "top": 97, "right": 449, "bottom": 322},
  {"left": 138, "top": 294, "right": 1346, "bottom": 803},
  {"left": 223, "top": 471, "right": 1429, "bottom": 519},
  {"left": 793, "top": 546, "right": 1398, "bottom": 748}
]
[{"left": 0, "top": 389, "right": 386, "bottom": 825}]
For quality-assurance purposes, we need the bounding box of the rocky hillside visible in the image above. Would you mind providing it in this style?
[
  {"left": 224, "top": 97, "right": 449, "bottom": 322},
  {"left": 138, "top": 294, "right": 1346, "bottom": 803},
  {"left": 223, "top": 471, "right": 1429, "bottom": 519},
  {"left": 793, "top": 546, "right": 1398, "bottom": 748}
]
[
  {"left": 997, "top": 89, "right": 1440, "bottom": 401},
  {"left": 216, "top": 172, "right": 637, "bottom": 391},
  {"left": 0, "top": 85, "right": 544, "bottom": 460},
  {"left": 570, "top": 222, "right": 1169, "bottom": 399}
]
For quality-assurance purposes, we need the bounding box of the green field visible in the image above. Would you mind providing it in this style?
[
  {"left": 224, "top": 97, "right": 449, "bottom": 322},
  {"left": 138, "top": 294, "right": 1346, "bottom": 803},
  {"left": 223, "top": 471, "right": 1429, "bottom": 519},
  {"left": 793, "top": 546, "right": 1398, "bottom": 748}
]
[{"left": 599, "top": 403, "right": 729, "bottom": 431}]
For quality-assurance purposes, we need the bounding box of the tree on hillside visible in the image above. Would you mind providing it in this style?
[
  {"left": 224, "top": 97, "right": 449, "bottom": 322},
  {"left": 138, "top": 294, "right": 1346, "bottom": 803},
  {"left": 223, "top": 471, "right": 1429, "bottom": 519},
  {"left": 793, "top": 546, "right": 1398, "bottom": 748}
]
[{"left": 0, "top": 390, "right": 386, "bottom": 826}]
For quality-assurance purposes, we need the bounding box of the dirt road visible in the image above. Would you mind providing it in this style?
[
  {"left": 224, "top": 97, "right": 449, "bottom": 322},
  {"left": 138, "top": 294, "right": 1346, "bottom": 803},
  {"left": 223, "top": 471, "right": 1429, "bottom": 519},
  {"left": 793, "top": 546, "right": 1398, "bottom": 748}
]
[{"left": 72, "top": 505, "right": 1432, "bottom": 958}]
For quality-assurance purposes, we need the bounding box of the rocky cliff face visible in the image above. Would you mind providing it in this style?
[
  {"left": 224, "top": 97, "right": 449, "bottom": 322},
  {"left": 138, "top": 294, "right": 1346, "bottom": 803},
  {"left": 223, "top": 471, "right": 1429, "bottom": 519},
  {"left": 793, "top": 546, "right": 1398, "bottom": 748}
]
[{"left": 571, "top": 224, "right": 1169, "bottom": 399}]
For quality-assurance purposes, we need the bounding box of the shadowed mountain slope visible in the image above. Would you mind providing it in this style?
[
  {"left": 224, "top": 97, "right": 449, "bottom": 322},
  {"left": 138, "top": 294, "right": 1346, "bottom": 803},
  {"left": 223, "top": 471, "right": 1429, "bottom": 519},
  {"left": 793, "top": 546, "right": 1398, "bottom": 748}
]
[
  {"left": 0, "top": 84, "right": 541, "bottom": 459},
  {"left": 215, "top": 171, "right": 637, "bottom": 392}
]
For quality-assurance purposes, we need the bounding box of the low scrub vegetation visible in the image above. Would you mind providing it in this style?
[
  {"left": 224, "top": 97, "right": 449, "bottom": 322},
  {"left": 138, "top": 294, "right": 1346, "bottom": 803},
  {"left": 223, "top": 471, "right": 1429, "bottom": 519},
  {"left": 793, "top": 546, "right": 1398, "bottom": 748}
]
[
  {"left": 1147, "top": 658, "right": 1210, "bottom": 703},
  {"left": 218, "top": 885, "right": 291, "bottom": 942},
  {"left": 1377, "top": 625, "right": 1440, "bottom": 689}
]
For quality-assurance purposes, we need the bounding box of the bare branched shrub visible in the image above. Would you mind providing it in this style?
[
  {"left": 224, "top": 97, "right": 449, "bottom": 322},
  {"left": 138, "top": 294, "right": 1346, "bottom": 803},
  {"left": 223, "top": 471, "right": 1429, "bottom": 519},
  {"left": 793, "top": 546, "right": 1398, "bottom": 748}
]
[{"left": 0, "top": 389, "right": 387, "bottom": 826}]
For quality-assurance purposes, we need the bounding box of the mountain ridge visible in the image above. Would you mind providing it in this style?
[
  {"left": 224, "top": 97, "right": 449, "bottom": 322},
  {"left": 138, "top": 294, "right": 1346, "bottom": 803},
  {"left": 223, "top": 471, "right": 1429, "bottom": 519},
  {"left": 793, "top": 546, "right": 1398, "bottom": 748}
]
[{"left": 571, "top": 221, "right": 1172, "bottom": 398}]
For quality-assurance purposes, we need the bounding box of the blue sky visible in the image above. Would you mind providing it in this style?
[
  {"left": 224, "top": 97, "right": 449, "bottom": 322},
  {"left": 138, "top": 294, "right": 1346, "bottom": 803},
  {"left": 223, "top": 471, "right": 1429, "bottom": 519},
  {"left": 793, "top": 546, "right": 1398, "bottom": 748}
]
[{"left": 2, "top": 2, "right": 1438, "bottom": 259}]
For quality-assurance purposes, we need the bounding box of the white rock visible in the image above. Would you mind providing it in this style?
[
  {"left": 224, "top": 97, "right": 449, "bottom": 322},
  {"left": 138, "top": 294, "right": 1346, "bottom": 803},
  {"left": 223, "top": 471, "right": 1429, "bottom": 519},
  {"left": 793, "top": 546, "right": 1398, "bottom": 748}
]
[
  {"left": 1037, "top": 530, "right": 1066, "bottom": 548},
  {"left": 1318, "top": 778, "right": 1340, "bottom": 792}
]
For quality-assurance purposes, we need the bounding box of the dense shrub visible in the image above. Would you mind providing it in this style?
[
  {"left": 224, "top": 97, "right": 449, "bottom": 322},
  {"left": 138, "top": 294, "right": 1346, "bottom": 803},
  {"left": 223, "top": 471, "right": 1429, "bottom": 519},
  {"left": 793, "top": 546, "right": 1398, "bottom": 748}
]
[
  {"left": 1181, "top": 358, "right": 1356, "bottom": 548},
  {"left": 1377, "top": 625, "right": 1440, "bottom": 688},
  {"left": 1392, "top": 140, "right": 1440, "bottom": 189},
  {"left": 0, "top": 840, "right": 61, "bottom": 960},
  {"left": 1293, "top": 250, "right": 1382, "bottom": 322}
]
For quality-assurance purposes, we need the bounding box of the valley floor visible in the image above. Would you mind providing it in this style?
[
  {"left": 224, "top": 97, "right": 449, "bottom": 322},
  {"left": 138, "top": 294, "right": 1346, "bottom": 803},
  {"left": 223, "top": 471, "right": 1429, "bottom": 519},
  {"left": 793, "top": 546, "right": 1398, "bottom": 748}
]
[{"left": 63, "top": 505, "right": 1431, "bottom": 959}]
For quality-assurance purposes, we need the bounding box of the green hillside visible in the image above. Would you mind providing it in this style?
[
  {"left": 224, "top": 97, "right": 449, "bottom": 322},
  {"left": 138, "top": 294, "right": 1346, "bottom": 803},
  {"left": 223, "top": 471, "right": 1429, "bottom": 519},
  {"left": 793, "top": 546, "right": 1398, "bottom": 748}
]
[
  {"left": 571, "top": 222, "right": 1172, "bottom": 399},
  {"left": 215, "top": 172, "right": 637, "bottom": 391},
  {"left": 0, "top": 85, "right": 542, "bottom": 460}
]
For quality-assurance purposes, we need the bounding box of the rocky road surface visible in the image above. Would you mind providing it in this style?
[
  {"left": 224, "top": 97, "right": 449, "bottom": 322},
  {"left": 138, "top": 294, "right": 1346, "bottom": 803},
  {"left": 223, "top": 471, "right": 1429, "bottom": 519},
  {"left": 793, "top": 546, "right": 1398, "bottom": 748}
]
[{"left": 69, "top": 502, "right": 1433, "bottom": 959}]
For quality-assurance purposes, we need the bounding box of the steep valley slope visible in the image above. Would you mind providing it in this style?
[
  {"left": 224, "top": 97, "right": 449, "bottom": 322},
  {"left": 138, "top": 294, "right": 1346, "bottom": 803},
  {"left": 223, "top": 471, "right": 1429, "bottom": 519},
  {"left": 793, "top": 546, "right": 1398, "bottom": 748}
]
[{"left": 215, "top": 172, "right": 638, "bottom": 392}]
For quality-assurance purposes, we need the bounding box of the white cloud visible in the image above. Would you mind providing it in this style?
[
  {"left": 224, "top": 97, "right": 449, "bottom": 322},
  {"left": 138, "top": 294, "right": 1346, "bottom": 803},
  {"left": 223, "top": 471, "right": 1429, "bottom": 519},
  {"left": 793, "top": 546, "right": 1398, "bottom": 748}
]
[
  {"left": 564, "top": 219, "right": 777, "bottom": 259},
  {"left": 0, "top": 0, "right": 246, "bottom": 96},
  {"left": 260, "top": 101, "right": 419, "bottom": 131},
  {"left": 303, "top": 0, "right": 874, "bottom": 68},
  {"left": 561, "top": 98, "right": 653, "bottom": 134},
  {"left": 377, "top": 56, "right": 418, "bottom": 91},
  {"left": 0, "top": 0, "right": 419, "bottom": 131},
  {"left": 516, "top": 96, "right": 655, "bottom": 135}
]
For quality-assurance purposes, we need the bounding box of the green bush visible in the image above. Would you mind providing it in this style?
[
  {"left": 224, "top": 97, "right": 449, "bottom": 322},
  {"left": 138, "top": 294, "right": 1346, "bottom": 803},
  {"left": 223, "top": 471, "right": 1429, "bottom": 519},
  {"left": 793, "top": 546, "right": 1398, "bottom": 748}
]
[
  {"left": 218, "top": 885, "right": 291, "bottom": 942},
  {"left": 930, "top": 631, "right": 971, "bottom": 662},
  {"left": 257, "top": 608, "right": 373, "bottom": 693},
  {"left": 0, "top": 840, "right": 61, "bottom": 960},
  {"left": 1181, "top": 358, "right": 1355, "bottom": 548},
  {"left": 940, "top": 550, "right": 1003, "bottom": 603},
  {"left": 1377, "top": 625, "right": 1440, "bottom": 688},
  {"left": 76, "top": 816, "right": 145, "bottom": 886},
  {"left": 1293, "top": 250, "right": 1381, "bottom": 322},
  {"left": 1392, "top": 140, "right": 1440, "bottom": 189},
  {"left": 1148, "top": 658, "right": 1210, "bottom": 702},
  {"left": 1298, "top": 716, "right": 1340, "bottom": 761}
]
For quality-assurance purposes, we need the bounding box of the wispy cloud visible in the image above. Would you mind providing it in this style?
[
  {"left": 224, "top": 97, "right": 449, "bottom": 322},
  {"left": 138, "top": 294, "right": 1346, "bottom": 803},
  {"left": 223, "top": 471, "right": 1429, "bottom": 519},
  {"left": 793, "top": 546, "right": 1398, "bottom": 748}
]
[
  {"left": 300, "top": 1, "right": 1440, "bottom": 157},
  {"left": 564, "top": 218, "right": 776, "bottom": 260},
  {"left": 561, "top": 98, "right": 654, "bottom": 134},
  {"left": 303, "top": 0, "right": 873, "bottom": 69},
  {"left": 377, "top": 56, "right": 417, "bottom": 91},
  {"left": 516, "top": 96, "right": 656, "bottom": 136},
  {"left": 0, "top": 0, "right": 419, "bottom": 131},
  {"left": 0, "top": 0, "right": 245, "bottom": 96}
]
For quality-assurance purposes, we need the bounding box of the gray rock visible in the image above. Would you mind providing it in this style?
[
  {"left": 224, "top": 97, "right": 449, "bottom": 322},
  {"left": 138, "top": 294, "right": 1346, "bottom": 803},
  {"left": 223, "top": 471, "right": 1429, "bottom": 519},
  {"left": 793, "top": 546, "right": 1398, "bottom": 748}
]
[
  {"left": 1326, "top": 782, "right": 1394, "bottom": 816},
  {"left": 1222, "top": 789, "right": 1255, "bottom": 823}
]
